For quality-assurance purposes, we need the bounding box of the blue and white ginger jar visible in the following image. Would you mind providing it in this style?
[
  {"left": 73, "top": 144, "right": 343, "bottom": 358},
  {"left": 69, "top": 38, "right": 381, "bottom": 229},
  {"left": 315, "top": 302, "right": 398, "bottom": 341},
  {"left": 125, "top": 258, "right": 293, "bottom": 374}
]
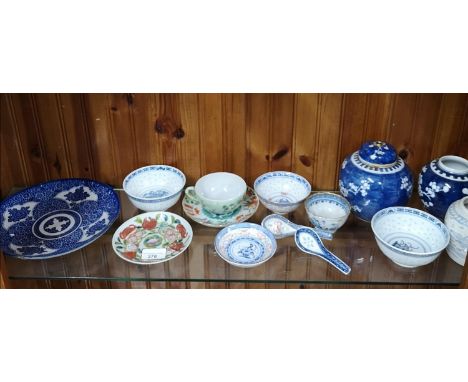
[
  {"left": 338, "top": 141, "right": 413, "bottom": 222},
  {"left": 444, "top": 196, "right": 468, "bottom": 266},
  {"left": 418, "top": 155, "right": 468, "bottom": 219}
]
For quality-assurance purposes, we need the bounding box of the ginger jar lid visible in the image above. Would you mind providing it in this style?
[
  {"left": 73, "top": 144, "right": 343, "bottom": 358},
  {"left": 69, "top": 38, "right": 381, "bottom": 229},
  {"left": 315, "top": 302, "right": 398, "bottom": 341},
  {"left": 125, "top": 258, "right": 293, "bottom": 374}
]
[{"left": 358, "top": 141, "right": 398, "bottom": 165}]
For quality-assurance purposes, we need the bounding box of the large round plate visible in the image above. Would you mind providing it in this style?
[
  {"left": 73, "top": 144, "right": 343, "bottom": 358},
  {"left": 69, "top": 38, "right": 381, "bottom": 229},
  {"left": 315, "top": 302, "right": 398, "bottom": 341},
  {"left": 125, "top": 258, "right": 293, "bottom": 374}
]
[
  {"left": 112, "top": 211, "right": 193, "bottom": 265},
  {"left": 182, "top": 187, "right": 259, "bottom": 228},
  {"left": 0, "top": 179, "right": 120, "bottom": 260},
  {"left": 214, "top": 223, "right": 277, "bottom": 268}
]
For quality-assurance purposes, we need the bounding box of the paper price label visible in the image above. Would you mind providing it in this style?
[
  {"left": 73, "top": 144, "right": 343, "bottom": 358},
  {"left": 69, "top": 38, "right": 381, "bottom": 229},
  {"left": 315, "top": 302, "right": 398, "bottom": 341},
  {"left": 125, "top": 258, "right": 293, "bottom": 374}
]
[{"left": 141, "top": 248, "right": 167, "bottom": 260}]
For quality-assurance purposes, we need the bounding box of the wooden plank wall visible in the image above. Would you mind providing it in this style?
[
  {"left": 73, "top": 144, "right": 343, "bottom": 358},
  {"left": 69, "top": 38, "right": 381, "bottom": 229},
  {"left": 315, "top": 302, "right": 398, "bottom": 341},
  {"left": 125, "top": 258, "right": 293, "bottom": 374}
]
[{"left": 1, "top": 94, "right": 467, "bottom": 197}]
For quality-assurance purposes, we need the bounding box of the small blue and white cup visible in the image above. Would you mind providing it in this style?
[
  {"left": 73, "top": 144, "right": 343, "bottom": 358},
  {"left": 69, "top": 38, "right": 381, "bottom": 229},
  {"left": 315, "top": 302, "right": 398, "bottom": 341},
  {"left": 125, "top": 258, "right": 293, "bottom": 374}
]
[{"left": 305, "top": 192, "right": 351, "bottom": 236}]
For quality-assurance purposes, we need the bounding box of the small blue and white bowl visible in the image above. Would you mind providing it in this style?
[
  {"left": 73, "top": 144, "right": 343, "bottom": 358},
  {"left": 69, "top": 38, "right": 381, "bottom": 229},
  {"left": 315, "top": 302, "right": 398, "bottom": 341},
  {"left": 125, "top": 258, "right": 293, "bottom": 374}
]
[
  {"left": 371, "top": 207, "right": 450, "bottom": 268},
  {"left": 214, "top": 223, "right": 277, "bottom": 268},
  {"left": 305, "top": 192, "right": 351, "bottom": 234},
  {"left": 254, "top": 171, "right": 312, "bottom": 214},
  {"left": 123, "top": 165, "right": 186, "bottom": 211}
]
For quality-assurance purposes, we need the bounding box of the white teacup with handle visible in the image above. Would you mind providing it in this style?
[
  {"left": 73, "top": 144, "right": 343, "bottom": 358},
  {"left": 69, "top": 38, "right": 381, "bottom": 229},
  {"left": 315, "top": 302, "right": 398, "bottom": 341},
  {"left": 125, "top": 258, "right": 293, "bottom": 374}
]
[{"left": 185, "top": 172, "right": 247, "bottom": 215}]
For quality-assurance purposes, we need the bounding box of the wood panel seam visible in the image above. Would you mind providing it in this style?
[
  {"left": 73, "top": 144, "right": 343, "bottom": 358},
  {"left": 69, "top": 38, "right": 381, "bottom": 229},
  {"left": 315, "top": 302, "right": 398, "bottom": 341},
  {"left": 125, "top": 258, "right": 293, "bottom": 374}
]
[
  {"left": 79, "top": 94, "right": 97, "bottom": 179},
  {"left": 430, "top": 93, "right": 446, "bottom": 159},
  {"left": 312, "top": 94, "right": 322, "bottom": 187},
  {"left": 105, "top": 94, "right": 119, "bottom": 185},
  {"left": 6, "top": 95, "right": 31, "bottom": 185},
  {"left": 334, "top": 94, "right": 346, "bottom": 189},
  {"left": 55, "top": 94, "right": 74, "bottom": 177},
  {"left": 30, "top": 94, "right": 51, "bottom": 180}
]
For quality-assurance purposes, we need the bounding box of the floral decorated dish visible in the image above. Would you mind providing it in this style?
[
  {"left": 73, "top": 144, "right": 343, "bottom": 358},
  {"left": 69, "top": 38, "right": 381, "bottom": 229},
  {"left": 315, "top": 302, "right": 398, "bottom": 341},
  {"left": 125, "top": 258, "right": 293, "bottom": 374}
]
[
  {"left": 112, "top": 211, "right": 193, "bottom": 265},
  {"left": 123, "top": 165, "right": 186, "bottom": 212},
  {"left": 214, "top": 223, "right": 277, "bottom": 268},
  {"left": 371, "top": 206, "right": 450, "bottom": 268},
  {"left": 254, "top": 171, "right": 311, "bottom": 214},
  {"left": 182, "top": 187, "right": 259, "bottom": 228},
  {"left": 0, "top": 179, "right": 120, "bottom": 260}
]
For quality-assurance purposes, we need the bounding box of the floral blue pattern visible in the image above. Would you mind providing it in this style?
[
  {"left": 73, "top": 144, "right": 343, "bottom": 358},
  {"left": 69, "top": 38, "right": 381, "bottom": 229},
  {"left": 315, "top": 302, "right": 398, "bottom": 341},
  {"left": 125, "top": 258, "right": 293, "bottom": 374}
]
[
  {"left": 0, "top": 179, "right": 120, "bottom": 260},
  {"left": 65, "top": 187, "right": 91, "bottom": 202},
  {"left": 339, "top": 141, "right": 413, "bottom": 222},
  {"left": 7, "top": 206, "right": 31, "bottom": 222},
  {"left": 418, "top": 157, "right": 468, "bottom": 219}
]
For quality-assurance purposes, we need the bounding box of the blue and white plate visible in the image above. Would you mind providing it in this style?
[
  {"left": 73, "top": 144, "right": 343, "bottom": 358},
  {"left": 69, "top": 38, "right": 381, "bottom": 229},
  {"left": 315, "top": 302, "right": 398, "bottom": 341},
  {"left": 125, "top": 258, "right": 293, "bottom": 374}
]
[
  {"left": 214, "top": 223, "right": 277, "bottom": 267},
  {"left": 0, "top": 179, "right": 120, "bottom": 260}
]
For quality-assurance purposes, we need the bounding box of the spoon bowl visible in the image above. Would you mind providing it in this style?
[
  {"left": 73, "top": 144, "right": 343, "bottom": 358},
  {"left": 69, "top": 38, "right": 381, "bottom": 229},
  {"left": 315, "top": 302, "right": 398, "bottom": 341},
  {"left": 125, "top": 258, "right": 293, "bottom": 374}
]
[{"left": 261, "top": 214, "right": 351, "bottom": 275}]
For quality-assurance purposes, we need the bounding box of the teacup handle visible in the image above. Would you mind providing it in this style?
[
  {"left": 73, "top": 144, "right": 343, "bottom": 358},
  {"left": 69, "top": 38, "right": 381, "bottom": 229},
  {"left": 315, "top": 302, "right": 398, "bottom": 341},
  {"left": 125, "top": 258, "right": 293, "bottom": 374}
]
[{"left": 185, "top": 186, "right": 199, "bottom": 202}]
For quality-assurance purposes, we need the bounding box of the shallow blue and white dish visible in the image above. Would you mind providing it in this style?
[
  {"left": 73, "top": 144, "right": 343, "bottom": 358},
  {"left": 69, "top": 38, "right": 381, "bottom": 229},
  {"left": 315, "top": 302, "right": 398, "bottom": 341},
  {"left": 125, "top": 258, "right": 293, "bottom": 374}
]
[
  {"left": 371, "top": 207, "right": 450, "bottom": 268},
  {"left": 123, "top": 165, "right": 186, "bottom": 211},
  {"left": 0, "top": 179, "right": 120, "bottom": 260},
  {"left": 214, "top": 223, "right": 277, "bottom": 267},
  {"left": 254, "top": 171, "right": 311, "bottom": 214}
]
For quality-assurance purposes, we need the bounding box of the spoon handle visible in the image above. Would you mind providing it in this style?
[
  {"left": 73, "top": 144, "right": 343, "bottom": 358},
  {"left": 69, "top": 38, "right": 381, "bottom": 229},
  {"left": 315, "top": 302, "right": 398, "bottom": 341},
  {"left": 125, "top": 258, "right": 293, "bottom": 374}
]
[{"left": 316, "top": 249, "right": 351, "bottom": 275}]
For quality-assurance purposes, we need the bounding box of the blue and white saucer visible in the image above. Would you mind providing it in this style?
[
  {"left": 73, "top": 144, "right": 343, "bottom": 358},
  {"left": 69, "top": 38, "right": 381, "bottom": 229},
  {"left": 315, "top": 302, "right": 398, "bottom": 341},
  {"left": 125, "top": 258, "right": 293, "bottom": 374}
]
[
  {"left": 0, "top": 179, "right": 120, "bottom": 260},
  {"left": 214, "top": 223, "right": 277, "bottom": 267}
]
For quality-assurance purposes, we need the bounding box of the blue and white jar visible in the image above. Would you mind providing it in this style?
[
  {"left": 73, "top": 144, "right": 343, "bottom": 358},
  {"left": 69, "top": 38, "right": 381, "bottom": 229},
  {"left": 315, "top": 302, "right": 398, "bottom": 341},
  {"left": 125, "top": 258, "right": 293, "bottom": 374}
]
[
  {"left": 339, "top": 141, "right": 413, "bottom": 222},
  {"left": 444, "top": 196, "right": 468, "bottom": 266},
  {"left": 418, "top": 155, "right": 468, "bottom": 219}
]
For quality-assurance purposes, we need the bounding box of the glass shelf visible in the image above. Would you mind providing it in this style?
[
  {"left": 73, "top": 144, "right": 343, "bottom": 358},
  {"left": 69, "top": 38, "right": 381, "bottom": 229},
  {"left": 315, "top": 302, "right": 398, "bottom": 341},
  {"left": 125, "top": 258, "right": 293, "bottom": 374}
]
[{"left": 2, "top": 190, "right": 464, "bottom": 288}]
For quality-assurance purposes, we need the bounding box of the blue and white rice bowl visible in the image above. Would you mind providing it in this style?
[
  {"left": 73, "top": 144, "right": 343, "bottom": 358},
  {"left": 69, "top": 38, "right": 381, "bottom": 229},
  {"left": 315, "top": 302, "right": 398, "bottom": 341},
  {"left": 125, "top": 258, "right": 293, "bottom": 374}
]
[
  {"left": 371, "top": 207, "right": 450, "bottom": 268},
  {"left": 214, "top": 223, "right": 277, "bottom": 267},
  {"left": 123, "top": 165, "right": 186, "bottom": 211},
  {"left": 254, "top": 171, "right": 312, "bottom": 214},
  {"left": 305, "top": 192, "right": 351, "bottom": 233}
]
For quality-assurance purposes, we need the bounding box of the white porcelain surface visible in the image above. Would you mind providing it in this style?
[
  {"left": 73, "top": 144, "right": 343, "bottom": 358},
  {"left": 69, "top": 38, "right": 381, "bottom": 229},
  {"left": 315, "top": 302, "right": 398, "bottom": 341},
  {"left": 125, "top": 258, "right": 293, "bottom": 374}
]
[
  {"left": 444, "top": 196, "right": 468, "bottom": 266},
  {"left": 182, "top": 187, "right": 259, "bottom": 228},
  {"left": 261, "top": 214, "right": 301, "bottom": 239},
  {"left": 371, "top": 207, "right": 450, "bottom": 268},
  {"left": 123, "top": 165, "right": 186, "bottom": 212},
  {"left": 305, "top": 192, "right": 350, "bottom": 233},
  {"left": 187, "top": 172, "right": 247, "bottom": 215},
  {"left": 254, "top": 171, "right": 311, "bottom": 214},
  {"left": 214, "top": 223, "right": 277, "bottom": 268}
]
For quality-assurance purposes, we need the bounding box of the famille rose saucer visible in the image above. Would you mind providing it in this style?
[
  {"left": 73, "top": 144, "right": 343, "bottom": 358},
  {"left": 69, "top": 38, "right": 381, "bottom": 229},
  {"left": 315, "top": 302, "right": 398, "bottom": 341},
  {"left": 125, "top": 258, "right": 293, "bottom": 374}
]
[
  {"left": 112, "top": 211, "right": 193, "bottom": 265},
  {"left": 182, "top": 187, "right": 259, "bottom": 228}
]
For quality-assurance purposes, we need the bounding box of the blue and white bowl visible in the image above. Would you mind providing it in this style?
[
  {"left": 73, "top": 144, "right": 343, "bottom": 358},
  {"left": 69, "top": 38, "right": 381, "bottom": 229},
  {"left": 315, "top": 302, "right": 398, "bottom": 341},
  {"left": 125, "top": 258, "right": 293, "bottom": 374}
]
[
  {"left": 254, "top": 171, "right": 312, "bottom": 214},
  {"left": 0, "top": 178, "right": 120, "bottom": 260},
  {"left": 305, "top": 192, "right": 351, "bottom": 234},
  {"left": 123, "top": 165, "right": 186, "bottom": 211},
  {"left": 214, "top": 223, "right": 277, "bottom": 267},
  {"left": 371, "top": 207, "right": 450, "bottom": 268}
]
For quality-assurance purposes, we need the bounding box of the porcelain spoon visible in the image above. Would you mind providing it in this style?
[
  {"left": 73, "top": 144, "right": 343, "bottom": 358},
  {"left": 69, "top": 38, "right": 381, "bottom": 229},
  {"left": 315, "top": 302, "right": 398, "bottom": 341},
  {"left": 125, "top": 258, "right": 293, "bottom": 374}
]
[
  {"left": 261, "top": 214, "right": 332, "bottom": 240},
  {"left": 294, "top": 226, "right": 351, "bottom": 275},
  {"left": 261, "top": 214, "right": 350, "bottom": 275}
]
